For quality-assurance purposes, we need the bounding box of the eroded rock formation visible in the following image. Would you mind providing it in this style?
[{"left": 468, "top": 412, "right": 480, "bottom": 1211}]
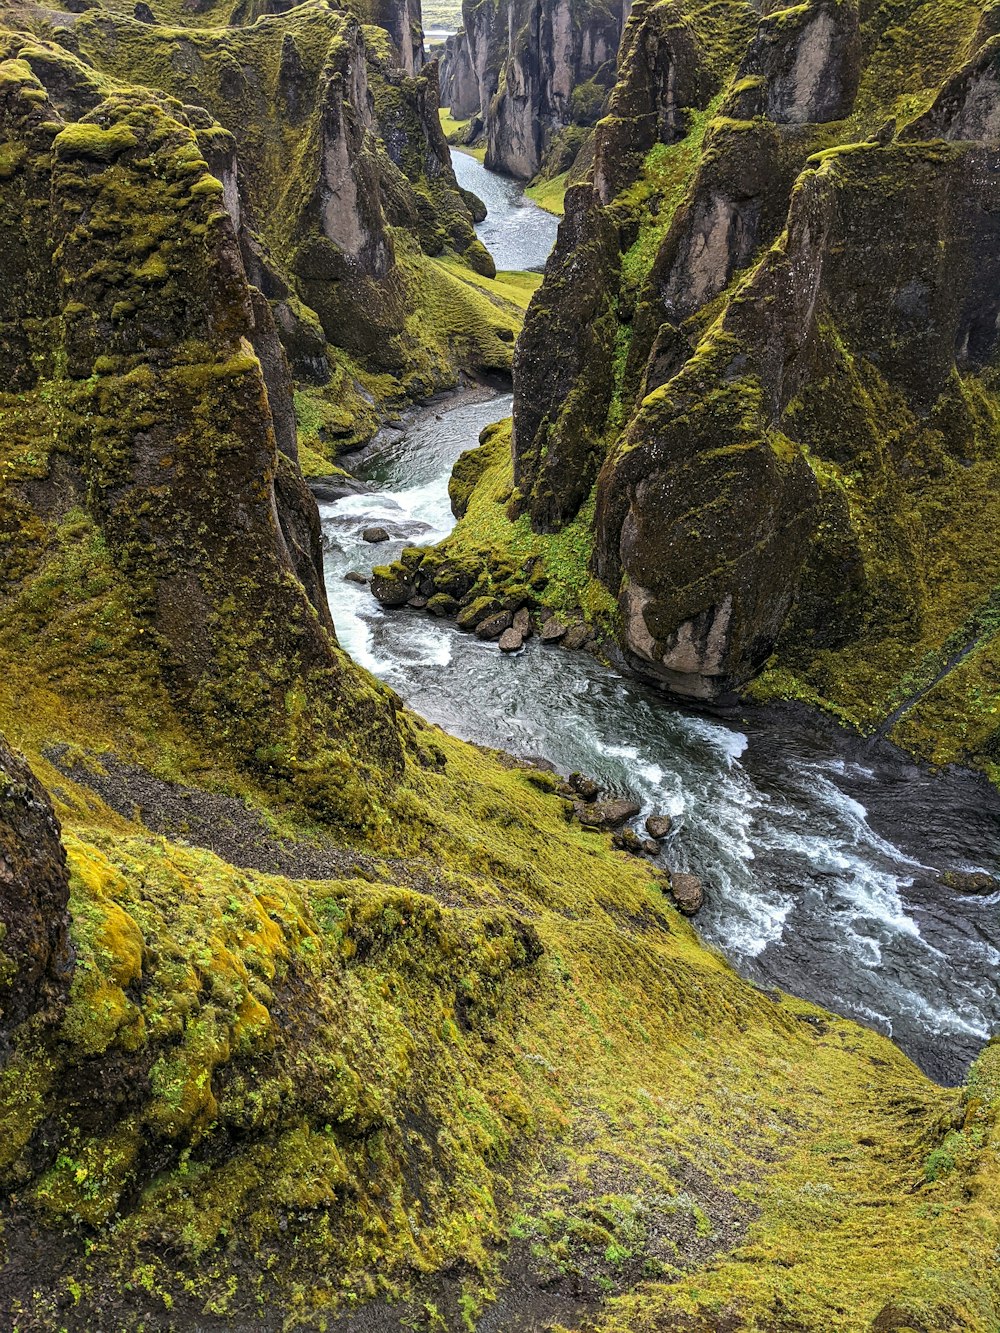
[
  {"left": 494, "top": 0, "right": 1000, "bottom": 763},
  {"left": 440, "top": 0, "right": 628, "bottom": 178}
]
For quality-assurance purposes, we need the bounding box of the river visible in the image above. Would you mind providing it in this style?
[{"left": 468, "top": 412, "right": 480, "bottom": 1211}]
[{"left": 316, "top": 156, "right": 1000, "bottom": 1087}]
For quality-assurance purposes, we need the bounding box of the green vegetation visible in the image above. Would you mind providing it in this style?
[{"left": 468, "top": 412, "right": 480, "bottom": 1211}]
[
  {"left": 525, "top": 170, "right": 568, "bottom": 215},
  {"left": 441, "top": 419, "right": 618, "bottom": 625},
  {"left": 0, "top": 0, "right": 998, "bottom": 1327}
]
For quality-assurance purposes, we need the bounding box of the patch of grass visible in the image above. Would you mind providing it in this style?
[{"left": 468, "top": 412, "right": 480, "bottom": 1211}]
[{"left": 526, "top": 171, "right": 568, "bottom": 216}]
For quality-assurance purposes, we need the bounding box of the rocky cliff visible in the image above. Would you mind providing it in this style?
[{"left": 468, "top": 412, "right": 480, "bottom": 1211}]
[
  {"left": 440, "top": 0, "right": 627, "bottom": 178},
  {"left": 444, "top": 0, "right": 1000, "bottom": 780}
]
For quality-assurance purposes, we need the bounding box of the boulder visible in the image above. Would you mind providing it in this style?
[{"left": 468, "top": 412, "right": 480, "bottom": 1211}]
[
  {"left": 426, "top": 593, "right": 459, "bottom": 617},
  {"left": 575, "top": 798, "right": 642, "bottom": 829},
  {"left": 513, "top": 607, "right": 532, "bottom": 638},
  {"left": 940, "top": 870, "right": 1000, "bottom": 896},
  {"left": 362, "top": 526, "right": 390, "bottom": 543},
  {"left": 645, "top": 814, "right": 673, "bottom": 840},
  {"left": 457, "top": 595, "right": 501, "bottom": 630},
  {"left": 407, "top": 595, "right": 428, "bottom": 609},
  {"left": 668, "top": 873, "right": 704, "bottom": 916},
  {"left": 371, "top": 565, "right": 414, "bottom": 606},
  {"left": 475, "top": 610, "right": 514, "bottom": 640},
  {"left": 562, "top": 623, "right": 592, "bottom": 650},
  {"left": 540, "top": 616, "right": 568, "bottom": 642},
  {"left": 568, "top": 772, "right": 600, "bottom": 801},
  {"left": 642, "top": 839, "right": 660, "bottom": 856},
  {"left": 499, "top": 628, "right": 524, "bottom": 653},
  {"left": 613, "top": 827, "right": 645, "bottom": 855},
  {"left": 343, "top": 570, "right": 368, "bottom": 585},
  {"left": 309, "top": 475, "right": 373, "bottom": 502}
]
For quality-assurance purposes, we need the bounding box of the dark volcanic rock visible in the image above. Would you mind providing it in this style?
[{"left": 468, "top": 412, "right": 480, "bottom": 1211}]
[
  {"left": 457, "top": 595, "right": 502, "bottom": 629},
  {"left": 668, "top": 872, "right": 704, "bottom": 915},
  {"left": 568, "top": 772, "right": 600, "bottom": 801},
  {"left": 940, "top": 870, "right": 1000, "bottom": 897},
  {"left": 344, "top": 570, "right": 368, "bottom": 584},
  {"left": 0, "top": 736, "right": 72, "bottom": 1033},
  {"left": 540, "top": 616, "right": 568, "bottom": 642},
  {"left": 371, "top": 565, "right": 415, "bottom": 606},
  {"left": 426, "top": 593, "right": 460, "bottom": 617},
  {"left": 363, "top": 525, "right": 391, "bottom": 543},
  {"left": 612, "top": 827, "right": 645, "bottom": 855},
  {"left": 575, "top": 798, "right": 642, "bottom": 829},
  {"left": 498, "top": 628, "right": 524, "bottom": 652},
  {"left": 475, "top": 610, "right": 514, "bottom": 640},
  {"left": 645, "top": 814, "right": 673, "bottom": 840}
]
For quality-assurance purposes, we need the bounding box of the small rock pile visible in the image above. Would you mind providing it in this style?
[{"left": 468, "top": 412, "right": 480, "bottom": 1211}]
[
  {"left": 369, "top": 547, "right": 599, "bottom": 655},
  {"left": 545, "top": 772, "right": 704, "bottom": 914}
]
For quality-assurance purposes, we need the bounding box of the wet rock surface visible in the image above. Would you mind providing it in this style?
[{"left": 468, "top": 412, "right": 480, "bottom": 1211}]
[
  {"left": 668, "top": 872, "right": 705, "bottom": 916},
  {"left": 645, "top": 814, "right": 673, "bottom": 840},
  {"left": 575, "top": 798, "right": 642, "bottom": 830}
]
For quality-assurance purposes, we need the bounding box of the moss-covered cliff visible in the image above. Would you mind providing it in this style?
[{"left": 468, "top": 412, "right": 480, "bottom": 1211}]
[
  {"left": 447, "top": 0, "right": 1000, "bottom": 784},
  {"left": 0, "top": 0, "right": 530, "bottom": 464},
  {"left": 439, "top": 0, "right": 626, "bottom": 182}
]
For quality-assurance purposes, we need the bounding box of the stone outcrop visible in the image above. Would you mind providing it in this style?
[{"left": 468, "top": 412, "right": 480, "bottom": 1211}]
[
  {"left": 0, "top": 45, "right": 403, "bottom": 816},
  {"left": 482, "top": 0, "right": 1000, "bottom": 764},
  {"left": 440, "top": 0, "right": 628, "bottom": 179},
  {"left": 366, "top": 0, "right": 427, "bottom": 76},
  {"left": 0, "top": 738, "right": 72, "bottom": 1035},
  {"left": 70, "top": 0, "right": 492, "bottom": 385}
]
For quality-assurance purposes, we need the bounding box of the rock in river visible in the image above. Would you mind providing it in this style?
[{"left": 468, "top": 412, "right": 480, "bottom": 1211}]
[
  {"left": 499, "top": 628, "right": 524, "bottom": 653},
  {"left": 940, "top": 870, "right": 1000, "bottom": 896},
  {"left": 575, "top": 798, "right": 642, "bottom": 830},
  {"left": 645, "top": 814, "right": 673, "bottom": 840},
  {"left": 476, "top": 610, "right": 514, "bottom": 641},
  {"left": 540, "top": 617, "right": 567, "bottom": 642},
  {"left": 362, "top": 526, "right": 390, "bottom": 543},
  {"left": 371, "top": 565, "right": 414, "bottom": 606},
  {"left": 568, "top": 772, "right": 600, "bottom": 801},
  {"left": 668, "top": 873, "right": 704, "bottom": 916}
]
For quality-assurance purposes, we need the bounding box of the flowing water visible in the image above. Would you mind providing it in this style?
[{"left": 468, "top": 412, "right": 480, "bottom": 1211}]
[
  {"left": 450, "top": 149, "right": 559, "bottom": 271},
  {"left": 317, "top": 161, "right": 1000, "bottom": 1087}
]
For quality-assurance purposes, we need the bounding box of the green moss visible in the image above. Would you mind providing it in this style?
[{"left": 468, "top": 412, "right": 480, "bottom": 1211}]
[
  {"left": 53, "top": 121, "right": 139, "bottom": 161},
  {"left": 525, "top": 170, "right": 568, "bottom": 215},
  {"left": 437, "top": 419, "right": 618, "bottom": 626}
]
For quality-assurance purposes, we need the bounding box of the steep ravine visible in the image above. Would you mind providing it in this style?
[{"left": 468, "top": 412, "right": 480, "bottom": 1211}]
[
  {"left": 321, "top": 159, "right": 1000, "bottom": 1088},
  {"left": 325, "top": 386, "right": 1000, "bottom": 1088}
]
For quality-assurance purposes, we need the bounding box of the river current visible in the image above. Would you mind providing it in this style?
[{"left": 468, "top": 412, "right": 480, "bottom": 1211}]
[{"left": 316, "top": 153, "right": 1000, "bottom": 1087}]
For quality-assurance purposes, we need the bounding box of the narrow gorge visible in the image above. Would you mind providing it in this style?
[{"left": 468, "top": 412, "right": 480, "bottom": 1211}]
[{"left": 0, "top": 0, "right": 998, "bottom": 1328}]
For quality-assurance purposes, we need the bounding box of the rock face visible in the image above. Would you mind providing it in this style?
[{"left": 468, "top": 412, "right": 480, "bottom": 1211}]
[
  {"left": 495, "top": 0, "right": 1000, "bottom": 765},
  {"left": 71, "top": 0, "right": 493, "bottom": 387},
  {"left": 440, "top": 0, "right": 628, "bottom": 178},
  {"left": 0, "top": 738, "right": 72, "bottom": 1034},
  {"left": 575, "top": 797, "right": 641, "bottom": 829},
  {"left": 367, "top": 0, "right": 426, "bottom": 76},
  {"left": 0, "top": 46, "right": 403, "bottom": 819}
]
